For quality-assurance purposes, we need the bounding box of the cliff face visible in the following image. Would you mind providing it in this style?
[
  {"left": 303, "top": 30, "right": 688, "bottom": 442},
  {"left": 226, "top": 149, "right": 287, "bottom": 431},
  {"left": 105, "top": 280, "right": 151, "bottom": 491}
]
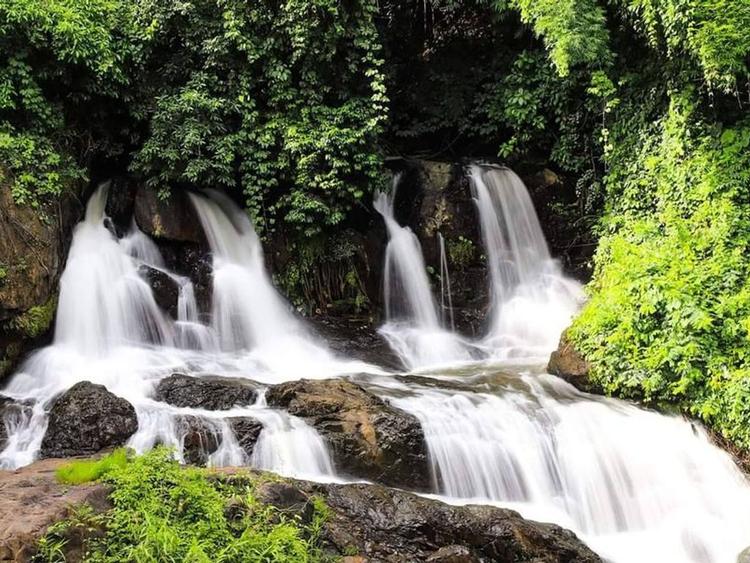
[{"left": 0, "top": 173, "right": 84, "bottom": 381}]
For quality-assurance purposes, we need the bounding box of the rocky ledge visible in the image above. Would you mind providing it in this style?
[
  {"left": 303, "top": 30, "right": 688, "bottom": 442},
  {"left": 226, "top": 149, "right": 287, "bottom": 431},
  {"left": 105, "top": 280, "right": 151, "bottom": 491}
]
[
  {"left": 267, "top": 378, "right": 430, "bottom": 490},
  {"left": 0, "top": 458, "right": 601, "bottom": 562},
  {"left": 547, "top": 333, "right": 597, "bottom": 393}
]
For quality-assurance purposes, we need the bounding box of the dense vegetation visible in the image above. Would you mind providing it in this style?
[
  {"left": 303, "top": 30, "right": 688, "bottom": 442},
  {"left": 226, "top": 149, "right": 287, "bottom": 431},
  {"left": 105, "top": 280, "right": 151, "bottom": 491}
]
[
  {"left": 37, "top": 449, "right": 328, "bottom": 562},
  {"left": 3, "top": 0, "right": 750, "bottom": 449}
]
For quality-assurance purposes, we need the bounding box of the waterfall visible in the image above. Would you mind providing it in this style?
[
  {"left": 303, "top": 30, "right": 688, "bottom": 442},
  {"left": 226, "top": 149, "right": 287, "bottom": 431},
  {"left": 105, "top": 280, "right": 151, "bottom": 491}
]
[
  {"left": 0, "top": 184, "right": 365, "bottom": 473},
  {"left": 387, "top": 372, "right": 750, "bottom": 563},
  {"left": 373, "top": 179, "right": 471, "bottom": 370},
  {"left": 469, "top": 165, "right": 584, "bottom": 359},
  {"left": 437, "top": 233, "right": 455, "bottom": 331},
  {"left": 53, "top": 186, "right": 175, "bottom": 357},
  {"left": 187, "top": 190, "right": 374, "bottom": 379}
]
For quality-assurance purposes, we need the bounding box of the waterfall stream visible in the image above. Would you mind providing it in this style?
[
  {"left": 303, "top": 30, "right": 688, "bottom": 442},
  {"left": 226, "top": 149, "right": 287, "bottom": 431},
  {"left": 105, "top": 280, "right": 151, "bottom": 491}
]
[{"left": 1, "top": 170, "right": 750, "bottom": 562}]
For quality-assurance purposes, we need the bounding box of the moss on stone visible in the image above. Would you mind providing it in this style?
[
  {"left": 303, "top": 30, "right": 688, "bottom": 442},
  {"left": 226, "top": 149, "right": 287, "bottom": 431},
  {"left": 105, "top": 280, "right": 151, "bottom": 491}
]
[{"left": 10, "top": 295, "right": 57, "bottom": 338}]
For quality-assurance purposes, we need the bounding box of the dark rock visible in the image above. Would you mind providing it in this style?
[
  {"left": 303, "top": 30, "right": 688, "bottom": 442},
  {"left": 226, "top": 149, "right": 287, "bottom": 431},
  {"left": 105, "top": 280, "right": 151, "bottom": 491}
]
[
  {"left": 0, "top": 395, "right": 33, "bottom": 452},
  {"left": 255, "top": 481, "right": 315, "bottom": 524},
  {"left": 104, "top": 178, "right": 138, "bottom": 236},
  {"left": 228, "top": 417, "right": 263, "bottom": 458},
  {"left": 134, "top": 186, "right": 204, "bottom": 243},
  {"left": 266, "top": 378, "right": 429, "bottom": 490},
  {"left": 176, "top": 416, "right": 221, "bottom": 466},
  {"left": 548, "top": 332, "right": 594, "bottom": 392},
  {"left": 286, "top": 480, "right": 601, "bottom": 563},
  {"left": 138, "top": 265, "right": 180, "bottom": 317},
  {"left": 310, "top": 317, "right": 402, "bottom": 370},
  {"left": 40, "top": 382, "right": 138, "bottom": 458},
  {"left": 158, "top": 243, "right": 213, "bottom": 314},
  {"left": 154, "top": 374, "right": 258, "bottom": 410},
  {"left": 427, "top": 545, "right": 479, "bottom": 563}
]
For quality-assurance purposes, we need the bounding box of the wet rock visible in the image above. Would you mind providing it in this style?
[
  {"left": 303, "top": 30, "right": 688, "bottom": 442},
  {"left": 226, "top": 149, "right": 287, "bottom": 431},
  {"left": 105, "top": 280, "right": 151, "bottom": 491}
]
[
  {"left": 312, "top": 482, "right": 601, "bottom": 562},
  {"left": 228, "top": 417, "right": 263, "bottom": 458},
  {"left": 310, "top": 317, "right": 402, "bottom": 370},
  {"left": 154, "top": 374, "right": 259, "bottom": 411},
  {"left": 134, "top": 186, "right": 204, "bottom": 243},
  {"left": 548, "top": 332, "right": 594, "bottom": 392},
  {"left": 266, "top": 379, "right": 429, "bottom": 489},
  {"left": 427, "top": 545, "right": 479, "bottom": 563},
  {"left": 40, "top": 382, "right": 138, "bottom": 458},
  {"left": 255, "top": 481, "right": 315, "bottom": 524},
  {"left": 104, "top": 178, "right": 139, "bottom": 236},
  {"left": 137, "top": 265, "right": 180, "bottom": 317},
  {"left": 0, "top": 396, "right": 33, "bottom": 452},
  {"left": 547, "top": 333, "right": 595, "bottom": 391},
  {"left": 176, "top": 416, "right": 221, "bottom": 466},
  {"left": 158, "top": 243, "right": 213, "bottom": 314},
  {"left": 0, "top": 169, "right": 83, "bottom": 381}
]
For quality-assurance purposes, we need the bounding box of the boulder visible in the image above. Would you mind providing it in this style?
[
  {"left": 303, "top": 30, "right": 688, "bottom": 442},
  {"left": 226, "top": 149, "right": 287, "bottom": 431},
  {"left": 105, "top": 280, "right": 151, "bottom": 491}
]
[
  {"left": 266, "top": 379, "right": 429, "bottom": 490},
  {"left": 40, "top": 382, "right": 138, "bottom": 458},
  {"left": 104, "top": 178, "right": 139, "bottom": 236},
  {"left": 228, "top": 417, "right": 263, "bottom": 458},
  {"left": 138, "top": 265, "right": 180, "bottom": 317},
  {"left": 158, "top": 244, "right": 213, "bottom": 314},
  {"left": 282, "top": 480, "right": 601, "bottom": 562},
  {"left": 176, "top": 416, "right": 221, "bottom": 466},
  {"left": 154, "top": 374, "right": 259, "bottom": 411},
  {"left": 548, "top": 332, "right": 594, "bottom": 392},
  {"left": 134, "top": 186, "right": 204, "bottom": 243}
]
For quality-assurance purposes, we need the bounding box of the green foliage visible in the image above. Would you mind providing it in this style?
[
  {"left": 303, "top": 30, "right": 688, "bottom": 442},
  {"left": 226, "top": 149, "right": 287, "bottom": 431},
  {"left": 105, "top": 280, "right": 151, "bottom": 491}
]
[
  {"left": 447, "top": 236, "right": 475, "bottom": 269},
  {"left": 56, "top": 449, "right": 130, "bottom": 485},
  {"left": 7, "top": 296, "right": 57, "bottom": 338},
  {"left": 571, "top": 97, "right": 750, "bottom": 446},
  {"left": 0, "top": 0, "right": 141, "bottom": 206},
  {"left": 39, "top": 449, "right": 328, "bottom": 562},
  {"left": 130, "top": 0, "right": 386, "bottom": 235},
  {"left": 507, "top": 0, "right": 610, "bottom": 76}
]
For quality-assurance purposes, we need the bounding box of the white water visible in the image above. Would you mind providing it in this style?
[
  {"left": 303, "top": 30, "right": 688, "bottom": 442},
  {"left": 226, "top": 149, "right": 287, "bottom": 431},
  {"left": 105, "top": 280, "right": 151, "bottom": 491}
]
[
  {"left": 437, "top": 233, "right": 455, "bottom": 331},
  {"left": 1, "top": 172, "right": 750, "bottom": 562},
  {"left": 373, "top": 180, "right": 471, "bottom": 370},
  {"left": 0, "top": 184, "right": 364, "bottom": 478},
  {"left": 385, "top": 370, "right": 750, "bottom": 563},
  {"left": 470, "top": 165, "right": 584, "bottom": 360}
]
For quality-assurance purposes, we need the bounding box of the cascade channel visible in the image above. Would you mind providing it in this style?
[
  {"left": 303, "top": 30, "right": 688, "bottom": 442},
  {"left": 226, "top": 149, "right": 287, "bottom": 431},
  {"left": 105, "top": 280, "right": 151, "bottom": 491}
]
[{"left": 1, "top": 167, "right": 749, "bottom": 562}]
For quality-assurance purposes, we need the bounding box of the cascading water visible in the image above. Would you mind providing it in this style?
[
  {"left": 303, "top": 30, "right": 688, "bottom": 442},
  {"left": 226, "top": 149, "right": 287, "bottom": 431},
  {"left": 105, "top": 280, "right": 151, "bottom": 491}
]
[
  {"left": 469, "top": 164, "right": 584, "bottom": 359},
  {"left": 384, "top": 371, "right": 750, "bottom": 563},
  {"left": 1, "top": 170, "right": 750, "bottom": 562},
  {"left": 373, "top": 179, "right": 471, "bottom": 369},
  {"left": 0, "top": 184, "right": 353, "bottom": 478},
  {"left": 437, "top": 233, "right": 455, "bottom": 331}
]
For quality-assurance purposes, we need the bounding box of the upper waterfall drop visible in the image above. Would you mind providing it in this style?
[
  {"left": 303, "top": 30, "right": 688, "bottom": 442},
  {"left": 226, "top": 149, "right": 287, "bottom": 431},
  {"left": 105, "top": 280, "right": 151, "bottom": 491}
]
[
  {"left": 188, "top": 189, "right": 377, "bottom": 380},
  {"left": 373, "top": 178, "right": 471, "bottom": 370},
  {"left": 469, "top": 165, "right": 584, "bottom": 359}
]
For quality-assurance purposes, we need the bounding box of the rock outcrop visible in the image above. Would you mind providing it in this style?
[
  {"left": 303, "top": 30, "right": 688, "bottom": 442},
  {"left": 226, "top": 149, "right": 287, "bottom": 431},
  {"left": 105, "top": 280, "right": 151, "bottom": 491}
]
[
  {"left": 138, "top": 265, "right": 180, "bottom": 317},
  {"left": 228, "top": 417, "right": 264, "bottom": 458},
  {"left": 266, "top": 378, "right": 429, "bottom": 490},
  {"left": 303, "top": 481, "right": 601, "bottom": 562},
  {"left": 548, "top": 333, "right": 595, "bottom": 392},
  {"left": 40, "top": 382, "right": 138, "bottom": 458},
  {"left": 0, "top": 458, "right": 111, "bottom": 562},
  {"left": 176, "top": 415, "right": 221, "bottom": 466},
  {"left": 134, "top": 186, "right": 204, "bottom": 243},
  {"left": 0, "top": 459, "right": 601, "bottom": 562},
  {"left": 0, "top": 172, "right": 84, "bottom": 382},
  {"left": 154, "top": 374, "right": 259, "bottom": 411}
]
